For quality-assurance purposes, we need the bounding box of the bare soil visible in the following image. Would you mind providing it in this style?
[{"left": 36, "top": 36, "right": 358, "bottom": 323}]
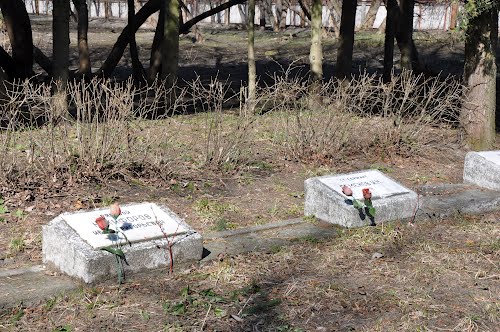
[{"left": 0, "top": 16, "right": 499, "bottom": 331}]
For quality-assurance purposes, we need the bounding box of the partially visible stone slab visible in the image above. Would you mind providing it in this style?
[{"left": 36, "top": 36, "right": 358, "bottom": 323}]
[
  {"left": 0, "top": 265, "right": 76, "bottom": 310},
  {"left": 42, "top": 203, "right": 202, "bottom": 283},
  {"left": 202, "top": 218, "right": 339, "bottom": 261},
  {"left": 463, "top": 151, "right": 500, "bottom": 191},
  {"left": 417, "top": 183, "right": 500, "bottom": 218},
  {"left": 305, "top": 170, "right": 418, "bottom": 228}
]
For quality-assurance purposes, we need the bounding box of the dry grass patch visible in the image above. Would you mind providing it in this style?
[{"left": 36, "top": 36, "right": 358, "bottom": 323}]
[{"left": 1, "top": 213, "right": 498, "bottom": 331}]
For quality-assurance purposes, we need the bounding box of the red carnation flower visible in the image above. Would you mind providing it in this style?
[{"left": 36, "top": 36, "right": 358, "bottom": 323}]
[
  {"left": 95, "top": 215, "right": 109, "bottom": 231},
  {"left": 362, "top": 188, "right": 372, "bottom": 200}
]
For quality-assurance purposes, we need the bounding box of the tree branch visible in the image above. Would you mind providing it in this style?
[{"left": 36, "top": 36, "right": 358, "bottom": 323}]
[
  {"left": 98, "top": 0, "right": 248, "bottom": 78},
  {"left": 181, "top": 0, "right": 247, "bottom": 34},
  {"left": 297, "top": 0, "right": 311, "bottom": 21},
  {"left": 33, "top": 46, "right": 53, "bottom": 76}
]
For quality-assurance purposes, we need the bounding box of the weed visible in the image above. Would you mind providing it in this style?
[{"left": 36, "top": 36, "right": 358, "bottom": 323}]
[
  {"left": 9, "top": 306, "right": 24, "bottom": 324},
  {"left": 213, "top": 307, "right": 227, "bottom": 317},
  {"left": 303, "top": 215, "right": 318, "bottom": 223},
  {"left": 286, "top": 203, "right": 303, "bottom": 216},
  {"left": 139, "top": 309, "right": 150, "bottom": 320},
  {"left": 13, "top": 209, "right": 25, "bottom": 218},
  {"left": 270, "top": 245, "right": 282, "bottom": 254},
  {"left": 409, "top": 173, "right": 430, "bottom": 184},
  {"left": 9, "top": 237, "right": 25, "bottom": 253},
  {"left": 101, "top": 196, "right": 115, "bottom": 207},
  {"left": 267, "top": 201, "right": 280, "bottom": 218},
  {"left": 162, "top": 323, "right": 185, "bottom": 331},
  {"left": 52, "top": 325, "right": 72, "bottom": 332},
  {"left": 299, "top": 235, "right": 321, "bottom": 244},
  {"left": 244, "top": 298, "right": 281, "bottom": 315},
  {"left": 0, "top": 198, "right": 8, "bottom": 214},
  {"left": 163, "top": 301, "right": 187, "bottom": 316},
  {"left": 288, "top": 191, "right": 304, "bottom": 199},
  {"left": 249, "top": 160, "right": 274, "bottom": 171},
  {"left": 370, "top": 164, "right": 393, "bottom": 173},
  {"left": 211, "top": 218, "right": 236, "bottom": 231},
  {"left": 44, "top": 297, "right": 57, "bottom": 312},
  {"left": 194, "top": 198, "right": 237, "bottom": 228}
]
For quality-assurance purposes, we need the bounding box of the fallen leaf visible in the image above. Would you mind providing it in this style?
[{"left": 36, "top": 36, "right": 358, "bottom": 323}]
[{"left": 230, "top": 314, "right": 243, "bottom": 322}]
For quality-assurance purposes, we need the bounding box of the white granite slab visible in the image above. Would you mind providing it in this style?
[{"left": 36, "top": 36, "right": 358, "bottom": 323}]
[
  {"left": 305, "top": 170, "right": 417, "bottom": 228},
  {"left": 43, "top": 203, "right": 203, "bottom": 283},
  {"left": 64, "top": 203, "right": 188, "bottom": 249},
  {"left": 464, "top": 150, "right": 500, "bottom": 191},
  {"left": 477, "top": 151, "right": 500, "bottom": 165},
  {"left": 319, "top": 169, "right": 410, "bottom": 200}
]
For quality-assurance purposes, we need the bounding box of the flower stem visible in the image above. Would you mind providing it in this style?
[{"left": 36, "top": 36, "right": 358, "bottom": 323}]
[{"left": 114, "top": 254, "right": 122, "bottom": 284}]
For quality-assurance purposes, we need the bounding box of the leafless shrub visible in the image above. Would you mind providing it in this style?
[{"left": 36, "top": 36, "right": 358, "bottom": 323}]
[
  {"left": 0, "top": 71, "right": 464, "bottom": 188},
  {"left": 262, "top": 70, "right": 463, "bottom": 161},
  {"left": 187, "top": 76, "right": 256, "bottom": 171},
  {"left": 0, "top": 78, "right": 190, "bottom": 185}
]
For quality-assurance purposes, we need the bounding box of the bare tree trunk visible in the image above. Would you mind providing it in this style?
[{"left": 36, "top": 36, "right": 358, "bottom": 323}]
[
  {"left": 397, "top": 0, "right": 417, "bottom": 71},
  {"left": 299, "top": 6, "right": 305, "bottom": 27},
  {"left": 53, "top": 0, "right": 70, "bottom": 117},
  {"left": 361, "top": 0, "right": 381, "bottom": 30},
  {"left": 279, "top": 0, "right": 289, "bottom": 30},
  {"left": 35, "top": 0, "right": 40, "bottom": 14},
  {"left": 274, "top": 0, "right": 282, "bottom": 31},
  {"left": 449, "top": 0, "right": 458, "bottom": 30},
  {"left": 53, "top": 0, "right": 70, "bottom": 83},
  {"left": 238, "top": 4, "right": 247, "bottom": 27},
  {"left": 225, "top": 0, "right": 230, "bottom": 25},
  {"left": 149, "top": 1, "right": 164, "bottom": 81},
  {"left": 162, "top": 0, "right": 180, "bottom": 88},
  {"left": 33, "top": 45, "right": 53, "bottom": 76},
  {"left": 247, "top": 0, "right": 256, "bottom": 112},
  {"left": 128, "top": 0, "right": 146, "bottom": 83},
  {"left": 335, "top": 0, "right": 356, "bottom": 79},
  {"left": 192, "top": 0, "right": 198, "bottom": 16},
  {"left": 461, "top": 4, "right": 497, "bottom": 149},
  {"left": 259, "top": 3, "right": 266, "bottom": 27},
  {"left": 327, "top": 0, "right": 341, "bottom": 38},
  {"left": 309, "top": 0, "right": 322, "bottom": 81},
  {"left": 72, "top": 0, "right": 92, "bottom": 78},
  {"left": 0, "top": 0, "right": 34, "bottom": 79},
  {"left": 94, "top": 0, "right": 100, "bottom": 16},
  {"left": 105, "top": 0, "right": 111, "bottom": 18},
  {"left": 264, "top": 0, "right": 274, "bottom": 29},
  {"left": 383, "top": 0, "right": 396, "bottom": 82}
]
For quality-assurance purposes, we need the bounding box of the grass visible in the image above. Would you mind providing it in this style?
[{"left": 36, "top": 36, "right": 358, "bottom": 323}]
[
  {"left": 0, "top": 212, "right": 498, "bottom": 331},
  {"left": 8, "top": 237, "right": 25, "bottom": 254}
]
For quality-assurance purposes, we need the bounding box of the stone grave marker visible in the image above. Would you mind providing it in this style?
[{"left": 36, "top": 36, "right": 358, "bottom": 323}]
[
  {"left": 305, "top": 170, "right": 418, "bottom": 228},
  {"left": 43, "top": 203, "right": 203, "bottom": 283},
  {"left": 463, "top": 150, "right": 500, "bottom": 191}
]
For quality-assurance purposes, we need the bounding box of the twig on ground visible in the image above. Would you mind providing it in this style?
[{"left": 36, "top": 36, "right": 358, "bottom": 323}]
[{"left": 151, "top": 206, "right": 179, "bottom": 274}]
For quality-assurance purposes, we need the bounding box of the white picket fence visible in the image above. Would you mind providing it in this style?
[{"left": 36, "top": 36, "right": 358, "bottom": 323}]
[{"left": 23, "top": 0, "right": 455, "bottom": 30}]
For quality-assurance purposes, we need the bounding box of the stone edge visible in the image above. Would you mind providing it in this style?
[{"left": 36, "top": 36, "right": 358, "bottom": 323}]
[
  {"left": 305, "top": 170, "right": 418, "bottom": 227},
  {"left": 42, "top": 204, "right": 203, "bottom": 283},
  {"left": 463, "top": 151, "right": 500, "bottom": 191}
]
